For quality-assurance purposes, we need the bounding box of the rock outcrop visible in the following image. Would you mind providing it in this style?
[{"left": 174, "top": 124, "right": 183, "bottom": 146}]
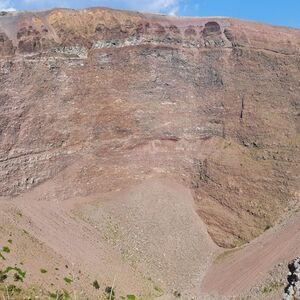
[
  {"left": 284, "top": 258, "right": 300, "bottom": 300},
  {"left": 0, "top": 8, "right": 299, "bottom": 249}
]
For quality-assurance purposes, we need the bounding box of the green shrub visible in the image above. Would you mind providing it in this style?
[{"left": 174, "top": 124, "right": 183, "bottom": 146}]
[
  {"left": 7, "top": 284, "right": 22, "bottom": 295},
  {"left": 48, "top": 290, "right": 70, "bottom": 300},
  {"left": 63, "top": 277, "right": 73, "bottom": 284},
  {"left": 92, "top": 280, "right": 100, "bottom": 289},
  {"left": 14, "top": 272, "right": 23, "bottom": 282},
  {"left": 0, "top": 270, "right": 7, "bottom": 282},
  {"left": 261, "top": 281, "right": 284, "bottom": 294},
  {"left": 40, "top": 268, "right": 48, "bottom": 274},
  {"left": 105, "top": 286, "right": 115, "bottom": 300},
  {"left": 2, "top": 246, "right": 10, "bottom": 253},
  {"left": 0, "top": 266, "right": 26, "bottom": 282}
]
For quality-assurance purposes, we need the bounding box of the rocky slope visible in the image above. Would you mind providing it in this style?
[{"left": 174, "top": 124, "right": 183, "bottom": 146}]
[{"left": 0, "top": 7, "right": 299, "bottom": 299}]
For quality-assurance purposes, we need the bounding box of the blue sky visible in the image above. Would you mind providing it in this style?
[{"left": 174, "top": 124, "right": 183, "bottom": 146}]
[{"left": 1, "top": 0, "right": 299, "bottom": 29}]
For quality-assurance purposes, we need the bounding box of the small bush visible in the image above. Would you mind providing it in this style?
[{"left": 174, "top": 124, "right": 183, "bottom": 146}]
[
  {"left": 0, "top": 271, "right": 7, "bottom": 282},
  {"left": 14, "top": 273, "right": 23, "bottom": 282},
  {"left": 40, "top": 268, "right": 48, "bottom": 274},
  {"left": 11, "top": 267, "right": 26, "bottom": 281},
  {"left": 49, "top": 290, "right": 70, "bottom": 300},
  {"left": 2, "top": 246, "right": 10, "bottom": 253},
  {"left": 7, "top": 284, "right": 22, "bottom": 295},
  {"left": 63, "top": 277, "right": 73, "bottom": 284},
  {"left": 0, "top": 266, "right": 26, "bottom": 282},
  {"left": 261, "top": 281, "right": 284, "bottom": 294},
  {"left": 174, "top": 291, "right": 181, "bottom": 298},
  {"left": 105, "top": 286, "right": 115, "bottom": 300},
  {"left": 154, "top": 285, "right": 163, "bottom": 294},
  {"left": 49, "top": 291, "right": 60, "bottom": 299},
  {"left": 92, "top": 280, "right": 100, "bottom": 289}
]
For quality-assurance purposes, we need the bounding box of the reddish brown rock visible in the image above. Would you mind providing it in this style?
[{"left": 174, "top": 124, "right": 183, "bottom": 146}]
[
  {"left": 0, "top": 31, "right": 14, "bottom": 56},
  {"left": 0, "top": 7, "right": 299, "bottom": 249}
]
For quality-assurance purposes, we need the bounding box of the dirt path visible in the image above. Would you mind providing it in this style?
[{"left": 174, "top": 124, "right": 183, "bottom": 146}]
[{"left": 201, "top": 213, "right": 300, "bottom": 296}]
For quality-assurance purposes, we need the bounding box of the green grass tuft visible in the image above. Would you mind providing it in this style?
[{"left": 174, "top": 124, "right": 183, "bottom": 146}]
[
  {"left": 40, "top": 268, "right": 48, "bottom": 274},
  {"left": 2, "top": 246, "right": 10, "bottom": 253},
  {"left": 63, "top": 277, "right": 73, "bottom": 284}
]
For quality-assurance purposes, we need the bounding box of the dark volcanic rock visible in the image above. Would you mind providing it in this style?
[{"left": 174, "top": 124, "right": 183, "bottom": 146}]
[{"left": 284, "top": 258, "right": 300, "bottom": 300}]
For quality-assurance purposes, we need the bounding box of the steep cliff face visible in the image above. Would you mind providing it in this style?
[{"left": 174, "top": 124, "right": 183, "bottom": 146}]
[{"left": 0, "top": 8, "right": 299, "bottom": 251}]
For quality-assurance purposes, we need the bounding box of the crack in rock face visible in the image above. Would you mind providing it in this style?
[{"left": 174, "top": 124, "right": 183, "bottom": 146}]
[{"left": 283, "top": 258, "right": 300, "bottom": 300}]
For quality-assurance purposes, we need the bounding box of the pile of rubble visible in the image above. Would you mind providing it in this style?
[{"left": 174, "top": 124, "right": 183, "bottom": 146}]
[{"left": 283, "top": 258, "right": 300, "bottom": 300}]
